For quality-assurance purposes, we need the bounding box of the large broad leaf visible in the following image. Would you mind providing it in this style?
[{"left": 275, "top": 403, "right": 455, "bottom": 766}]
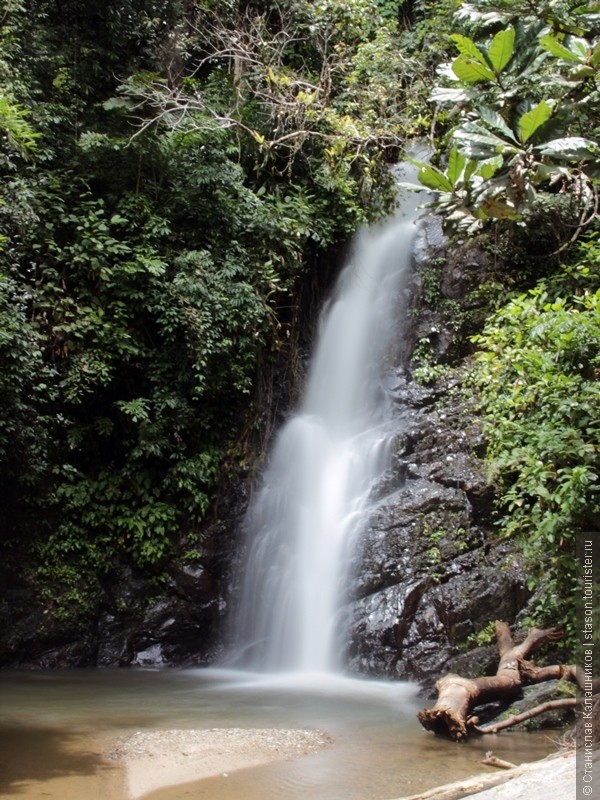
[
  {"left": 429, "top": 86, "right": 473, "bottom": 104},
  {"left": 464, "top": 158, "right": 480, "bottom": 183},
  {"left": 539, "top": 33, "right": 582, "bottom": 62},
  {"left": 573, "top": 65, "right": 597, "bottom": 78},
  {"left": 570, "top": 37, "right": 590, "bottom": 61},
  {"left": 452, "top": 55, "right": 496, "bottom": 83},
  {"left": 456, "top": 3, "right": 505, "bottom": 26},
  {"left": 455, "top": 122, "right": 519, "bottom": 153},
  {"left": 488, "top": 27, "right": 515, "bottom": 74},
  {"left": 537, "top": 136, "right": 598, "bottom": 160},
  {"left": 453, "top": 140, "right": 499, "bottom": 160},
  {"left": 404, "top": 157, "right": 455, "bottom": 193},
  {"left": 446, "top": 148, "right": 467, "bottom": 187},
  {"left": 476, "top": 105, "right": 517, "bottom": 142},
  {"left": 450, "top": 34, "right": 489, "bottom": 65},
  {"left": 479, "top": 197, "right": 520, "bottom": 220},
  {"left": 518, "top": 100, "right": 553, "bottom": 143},
  {"left": 477, "top": 155, "right": 504, "bottom": 180},
  {"left": 416, "top": 163, "right": 454, "bottom": 192}
]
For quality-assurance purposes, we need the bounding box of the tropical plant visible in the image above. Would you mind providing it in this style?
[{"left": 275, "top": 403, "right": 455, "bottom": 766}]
[
  {"left": 0, "top": 0, "right": 422, "bottom": 628},
  {"left": 471, "top": 242, "right": 600, "bottom": 640},
  {"left": 109, "top": 0, "right": 415, "bottom": 219},
  {"left": 409, "top": 1, "right": 600, "bottom": 237}
]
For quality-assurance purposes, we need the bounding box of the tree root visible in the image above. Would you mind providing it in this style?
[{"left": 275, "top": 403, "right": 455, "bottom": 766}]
[{"left": 417, "top": 621, "right": 579, "bottom": 741}]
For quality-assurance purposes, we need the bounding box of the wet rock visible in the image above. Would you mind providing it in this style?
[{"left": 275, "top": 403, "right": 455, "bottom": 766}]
[
  {"left": 342, "top": 343, "right": 532, "bottom": 690},
  {"left": 491, "top": 680, "right": 578, "bottom": 730},
  {"left": 441, "top": 239, "right": 491, "bottom": 300}
]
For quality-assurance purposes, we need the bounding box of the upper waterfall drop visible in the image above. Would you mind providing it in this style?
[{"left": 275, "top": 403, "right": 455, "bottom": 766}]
[{"left": 230, "top": 175, "right": 426, "bottom": 674}]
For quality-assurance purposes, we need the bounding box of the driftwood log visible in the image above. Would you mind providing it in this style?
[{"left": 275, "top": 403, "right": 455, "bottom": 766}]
[
  {"left": 417, "top": 620, "right": 578, "bottom": 741},
  {"left": 392, "top": 752, "right": 573, "bottom": 800}
]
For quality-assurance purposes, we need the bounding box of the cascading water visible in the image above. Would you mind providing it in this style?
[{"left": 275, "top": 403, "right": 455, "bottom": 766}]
[{"left": 231, "top": 174, "right": 425, "bottom": 674}]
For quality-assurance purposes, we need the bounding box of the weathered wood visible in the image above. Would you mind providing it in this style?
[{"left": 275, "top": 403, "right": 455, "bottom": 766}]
[
  {"left": 391, "top": 753, "right": 572, "bottom": 800},
  {"left": 390, "top": 773, "right": 514, "bottom": 800},
  {"left": 471, "top": 697, "right": 579, "bottom": 735},
  {"left": 480, "top": 753, "right": 517, "bottom": 769},
  {"left": 416, "top": 674, "right": 478, "bottom": 741},
  {"left": 417, "top": 621, "right": 577, "bottom": 741}
]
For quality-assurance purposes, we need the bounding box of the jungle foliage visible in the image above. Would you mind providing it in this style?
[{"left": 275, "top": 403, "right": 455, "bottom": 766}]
[
  {"left": 413, "top": 0, "right": 600, "bottom": 644},
  {"left": 0, "top": 0, "right": 429, "bottom": 624},
  {"left": 472, "top": 247, "right": 600, "bottom": 642},
  {"left": 0, "top": 0, "right": 598, "bottom": 649}
]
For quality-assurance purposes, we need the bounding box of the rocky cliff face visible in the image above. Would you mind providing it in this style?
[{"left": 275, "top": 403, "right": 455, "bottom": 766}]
[
  {"left": 343, "top": 373, "right": 530, "bottom": 687},
  {"left": 341, "top": 221, "right": 532, "bottom": 690}
]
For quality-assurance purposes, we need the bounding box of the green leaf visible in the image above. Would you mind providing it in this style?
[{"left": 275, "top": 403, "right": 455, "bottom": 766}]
[
  {"left": 464, "top": 158, "right": 479, "bottom": 183},
  {"left": 452, "top": 55, "right": 496, "bottom": 83},
  {"left": 477, "top": 155, "right": 503, "bottom": 180},
  {"left": 537, "top": 136, "right": 598, "bottom": 160},
  {"left": 446, "top": 148, "right": 467, "bottom": 187},
  {"left": 518, "top": 100, "right": 553, "bottom": 143},
  {"left": 487, "top": 27, "right": 515, "bottom": 74},
  {"left": 570, "top": 37, "right": 589, "bottom": 61},
  {"left": 476, "top": 105, "right": 517, "bottom": 142},
  {"left": 477, "top": 197, "right": 520, "bottom": 220},
  {"left": 454, "top": 122, "right": 519, "bottom": 155},
  {"left": 539, "top": 33, "right": 581, "bottom": 62},
  {"left": 416, "top": 163, "right": 454, "bottom": 192},
  {"left": 450, "top": 34, "right": 489, "bottom": 66},
  {"left": 103, "top": 96, "right": 135, "bottom": 111},
  {"left": 429, "top": 87, "right": 473, "bottom": 104}
]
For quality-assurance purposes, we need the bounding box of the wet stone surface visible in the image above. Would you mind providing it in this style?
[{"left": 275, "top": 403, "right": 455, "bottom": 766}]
[{"left": 342, "top": 368, "right": 531, "bottom": 691}]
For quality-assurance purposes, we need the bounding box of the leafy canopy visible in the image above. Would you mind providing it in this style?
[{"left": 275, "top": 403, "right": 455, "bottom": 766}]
[{"left": 409, "top": 0, "right": 599, "bottom": 236}]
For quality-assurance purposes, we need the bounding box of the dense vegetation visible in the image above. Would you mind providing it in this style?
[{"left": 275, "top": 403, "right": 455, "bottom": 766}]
[
  {"left": 412, "top": 0, "right": 600, "bottom": 645},
  {"left": 0, "top": 0, "right": 426, "bottom": 627},
  {"left": 0, "top": 0, "right": 598, "bottom": 654}
]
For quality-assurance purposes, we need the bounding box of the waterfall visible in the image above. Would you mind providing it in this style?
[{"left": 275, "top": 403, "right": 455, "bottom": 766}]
[{"left": 230, "top": 176, "right": 425, "bottom": 674}]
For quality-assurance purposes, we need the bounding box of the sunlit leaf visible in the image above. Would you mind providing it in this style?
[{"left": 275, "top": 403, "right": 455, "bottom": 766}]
[
  {"left": 488, "top": 27, "right": 515, "bottom": 74},
  {"left": 537, "top": 136, "right": 598, "bottom": 160},
  {"left": 452, "top": 55, "right": 495, "bottom": 83},
  {"left": 518, "top": 100, "right": 553, "bottom": 143},
  {"left": 447, "top": 148, "right": 467, "bottom": 186},
  {"left": 476, "top": 105, "right": 517, "bottom": 142},
  {"left": 454, "top": 122, "right": 519, "bottom": 154},
  {"left": 450, "top": 34, "right": 489, "bottom": 65},
  {"left": 539, "top": 33, "right": 581, "bottom": 62},
  {"left": 429, "top": 86, "right": 472, "bottom": 104},
  {"left": 477, "top": 155, "right": 503, "bottom": 180},
  {"left": 416, "top": 163, "right": 454, "bottom": 192},
  {"left": 464, "top": 159, "right": 479, "bottom": 183},
  {"left": 570, "top": 37, "right": 590, "bottom": 61}
]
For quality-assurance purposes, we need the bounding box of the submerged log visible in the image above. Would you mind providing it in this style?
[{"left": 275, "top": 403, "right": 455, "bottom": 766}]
[{"left": 417, "top": 621, "right": 575, "bottom": 741}]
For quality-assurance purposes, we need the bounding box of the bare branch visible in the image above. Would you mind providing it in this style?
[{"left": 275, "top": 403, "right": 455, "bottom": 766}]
[{"left": 115, "top": 2, "right": 410, "bottom": 172}]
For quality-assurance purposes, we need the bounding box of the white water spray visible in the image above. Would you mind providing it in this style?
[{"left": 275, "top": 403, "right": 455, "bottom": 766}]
[{"left": 231, "top": 179, "right": 425, "bottom": 673}]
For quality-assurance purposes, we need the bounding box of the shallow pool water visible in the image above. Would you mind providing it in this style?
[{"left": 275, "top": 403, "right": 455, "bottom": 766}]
[{"left": 0, "top": 668, "right": 559, "bottom": 800}]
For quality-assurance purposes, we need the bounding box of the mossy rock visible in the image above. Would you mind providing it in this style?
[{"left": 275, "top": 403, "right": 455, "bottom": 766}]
[{"left": 494, "top": 680, "right": 577, "bottom": 731}]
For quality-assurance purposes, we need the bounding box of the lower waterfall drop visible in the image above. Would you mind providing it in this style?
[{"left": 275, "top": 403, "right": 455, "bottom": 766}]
[{"left": 231, "top": 182, "right": 425, "bottom": 674}]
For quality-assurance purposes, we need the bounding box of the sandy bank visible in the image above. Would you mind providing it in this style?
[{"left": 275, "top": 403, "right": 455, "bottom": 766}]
[{"left": 107, "top": 727, "right": 333, "bottom": 799}]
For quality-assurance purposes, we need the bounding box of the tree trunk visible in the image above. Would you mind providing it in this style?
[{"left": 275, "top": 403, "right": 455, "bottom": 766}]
[{"left": 417, "top": 621, "right": 574, "bottom": 741}]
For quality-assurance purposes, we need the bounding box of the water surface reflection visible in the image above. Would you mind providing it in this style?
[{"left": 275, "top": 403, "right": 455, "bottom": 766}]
[{"left": 0, "top": 668, "right": 559, "bottom": 799}]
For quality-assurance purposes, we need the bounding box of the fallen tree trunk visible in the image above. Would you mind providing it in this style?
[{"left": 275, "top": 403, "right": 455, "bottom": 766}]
[{"left": 417, "top": 621, "right": 575, "bottom": 741}]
